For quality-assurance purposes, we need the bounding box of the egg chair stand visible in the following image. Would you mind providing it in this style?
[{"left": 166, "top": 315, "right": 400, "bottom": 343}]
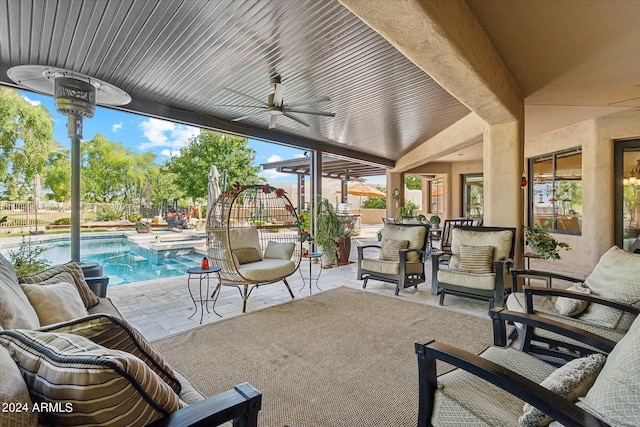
[{"left": 206, "top": 184, "right": 302, "bottom": 313}]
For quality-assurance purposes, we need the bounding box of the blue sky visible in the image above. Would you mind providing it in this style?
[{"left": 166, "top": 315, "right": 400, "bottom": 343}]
[{"left": 16, "top": 89, "right": 310, "bottom": 184}]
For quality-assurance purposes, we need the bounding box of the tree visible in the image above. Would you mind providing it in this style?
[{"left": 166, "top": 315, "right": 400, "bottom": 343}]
[
  {"left": 43, "top": 145, "right": 71, "bottom": 202},
  {"left": 81, "top": 134, "right": 159, "bottom": 203},
  {"left": 164, "top": 131, "right": 263, "bottom": 201},
  {"left": 404, "top": 175, "right": 422, "bottom": 190},
  {"left": 0, "top": 88, "right": 54, "bottom": 199},
  {"left": 363, "top": 197, "right": 386, "bottom": 209}
]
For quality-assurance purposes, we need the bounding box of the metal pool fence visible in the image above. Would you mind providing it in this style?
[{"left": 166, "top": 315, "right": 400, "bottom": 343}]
[{"left": 0, "top": 201, "right": 141, "bottom": 234}]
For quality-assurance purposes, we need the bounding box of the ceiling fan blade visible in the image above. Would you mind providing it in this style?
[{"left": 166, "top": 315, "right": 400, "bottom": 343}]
[
  {"left": 269, "top": 115, "right": 278, "bottom": 129},
  {"left": 286, "top": 108, "right": 335, "bottom": 117},
  {"left": 285, "top": 96, "right": 331, "bottom": 108},
  {"left": 231, "top": 110, "right": 268, "bottom": 122},
  {"left": 212, "top": 104, "right": 268, "bottom": 109},
  {"left": 272, "top": 82, "right": 285, "bottom": 107},
  {"left": 225, "top": 88, "right": 269, "bottom": 106},
  {"left": 283, "top": 112, "right": 310, "bottom": 127}
]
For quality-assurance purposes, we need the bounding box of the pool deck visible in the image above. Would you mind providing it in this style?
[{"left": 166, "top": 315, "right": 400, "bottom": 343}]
[{"left": 3, "top": 225, "right": 583, "bottom": 342}]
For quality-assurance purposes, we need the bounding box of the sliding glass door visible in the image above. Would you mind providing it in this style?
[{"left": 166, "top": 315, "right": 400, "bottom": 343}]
[{"left": 615, "top": 139, "right": 640, "bottom": 252}]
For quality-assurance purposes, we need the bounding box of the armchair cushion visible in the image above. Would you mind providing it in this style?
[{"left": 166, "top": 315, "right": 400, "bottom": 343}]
[
  {"left": 380, "top": 238, "right": 409, "bottom": 261},
  {"left": 437, "top": 269, "right": 497, "bottom": 291},
  {"left": 0, "top": 253, "right": 39, "bottom": 330},
  {"left": 520, "top": 353, "right": 606, "bottom": 426},
  {"left": 21, "top": 280, "right": 88, "bottom": 326},
  {"left": 381, "top": 224, "right": 426, "bottom": 262},
  {"left": 555, "top": 282, "right": 591, "bottom": 317},
  {"left": 238, "top": 259, "right": 296, "bottom": 282},
  {"left": 449, "top": 228, "right": 513, "bottom": 270},
  {"left": 18, "top": 260, "right": 100, "bottom": 309},
  {"left": 458, "top": 245, "right": 494, "bottom": 273},
  {"left": 229, "top": 227, "right": 262, "bottom": 256},
  {"left": 0, "top": 345, "right": 37, "bottom": 427},
  {"left": 0, "top": 329, "right": 183, "bottom": 427},
  {"left": 577, "top": 309, "right": 640, "bottom": 426},
  {"left": 360, "top": 258, "right": 424, "bottom": 276},
  {"left": 580, "top": 246, "right": 640, "bottom": 330},
  {"left": 38, "top": 314, "right": 182, "bottom": 395},
  {"left": 433, "top": 347, "right": 554, "bottom": 425}
]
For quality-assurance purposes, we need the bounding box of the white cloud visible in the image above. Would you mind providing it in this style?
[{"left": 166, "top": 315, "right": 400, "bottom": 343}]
[
  {"left": 260, "top": 167, "right": 288, "bottom": 181},
  {"left": 112, "top": 122, "right": 123, "bottom": 132},
  {"left": 267, "top": 154, "right": 282, "bottom": 163},
  {"left": 138, "top": 118, "right": 200, "bottom": 152},
  {"left": 160, "top": 149, "right": 181, "bottom": 158},
  {"left": 22, "top": 95, "right": 41, "bottom": 106},
  {"left": 294, "top": 153, "right": 307, "bottom": 158}
]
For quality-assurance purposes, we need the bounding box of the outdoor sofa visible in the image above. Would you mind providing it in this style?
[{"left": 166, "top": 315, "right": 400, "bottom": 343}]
[{"left": 0, "top": 254, "right": 261, "bottom": 426}]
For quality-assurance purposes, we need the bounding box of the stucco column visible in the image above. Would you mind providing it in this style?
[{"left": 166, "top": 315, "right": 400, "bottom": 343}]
[
  {"left": 483, "top": 120, "right": 524, "bottom": 265},
  {"left": 386, "top": 171, "right": 403, "bottom": 219}
]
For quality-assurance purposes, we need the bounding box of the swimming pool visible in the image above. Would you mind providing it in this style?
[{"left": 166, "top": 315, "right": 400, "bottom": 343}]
[{"left": 33, "top": 236, "right": 204, "bottom": 286}]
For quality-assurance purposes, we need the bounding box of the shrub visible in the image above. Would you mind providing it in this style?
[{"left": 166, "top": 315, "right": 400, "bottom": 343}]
[
  {"left": 52, "top": 218, "right": 71, "bottom": 225},
  {"left": 97, "top": 203, "right": 126, "bottom": 221},
  {"left": 10, "top": 237, "right": 51, "bottom": 277}
]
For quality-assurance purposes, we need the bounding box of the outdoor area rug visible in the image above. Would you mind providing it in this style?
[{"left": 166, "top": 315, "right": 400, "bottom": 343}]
[{"left": 153, "top": 287, "right": 493, "bottom": 427}]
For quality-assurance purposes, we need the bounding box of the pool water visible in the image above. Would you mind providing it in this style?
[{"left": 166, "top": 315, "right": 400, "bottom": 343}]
[{"left": 36, "top": 237, "right": 203, "bottom": 286}]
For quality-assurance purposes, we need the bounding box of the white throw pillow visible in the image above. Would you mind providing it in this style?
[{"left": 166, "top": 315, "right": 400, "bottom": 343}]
[
  {"left": 21, "top": 281, "right": 88, "bottom": 326},
  {"left": 555, "top": 282, "right": 591, "bottom": 317},
  {"left": 519, "top": 353, "right": 606, "bottom": 426},
  {"left": 579, "top": 246, "right": 640, "bottom": 329},
  {"left": 263, "top": 241, "right": 296, "bottom": 260}
]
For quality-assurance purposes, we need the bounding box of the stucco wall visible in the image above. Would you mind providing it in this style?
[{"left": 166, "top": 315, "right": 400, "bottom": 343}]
[{"left": 525, "top": 110, "right": 640, "bottom": 275}]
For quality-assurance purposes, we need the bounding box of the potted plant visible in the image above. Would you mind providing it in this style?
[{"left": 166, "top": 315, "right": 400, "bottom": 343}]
[
  {"left": 400, "top": 201, "right": 418, "bottom": 223},
  {"left": 135, "top": 220, "right": 151, "bottom": 233},
  {"left": 429, "top": 215, "right": 441, "bottom": 228},
  {"left": 524, "top": 219, "right": 571, "bottom": 260},
  {"left": 334, "top": 219, "right": 353, "bottom": 266},
  {"left": 315, "top": 199, "right": 341, "bottom": 267}
]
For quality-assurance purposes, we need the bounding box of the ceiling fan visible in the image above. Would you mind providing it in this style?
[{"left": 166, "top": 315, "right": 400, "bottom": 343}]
[{"left": 219, "top": 75, "right": 335, "bottom": 129}]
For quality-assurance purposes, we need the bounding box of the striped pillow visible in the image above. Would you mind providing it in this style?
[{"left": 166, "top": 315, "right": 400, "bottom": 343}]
[
  {"left": 39, "top": 314, "right": 182, "bottom": 395},
  {"left": 457, "top": 245, "right": 494, "bottom": 273},
  {"left": 0, "top": 345, "right": 37, "bottom": 426},
  {"left": 380, "top": 239, "right": 410, "bottom": 261},
  {"left": 19, "top": 261, "right": 100, "bottom": 309},
  {"left": 0, "top": 329, "right": 183, "bottom": 427}
]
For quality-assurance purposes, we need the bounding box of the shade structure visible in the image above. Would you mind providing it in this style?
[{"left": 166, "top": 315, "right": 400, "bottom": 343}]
[
  {"left": 206, "top": 165, "right": 221, "bottom": 221},
  {"left": 347, "top": 183, "right": 385, "bottom": 198},
  {"left": 346, "top": 183, "right": 385, "bottom": 213}
]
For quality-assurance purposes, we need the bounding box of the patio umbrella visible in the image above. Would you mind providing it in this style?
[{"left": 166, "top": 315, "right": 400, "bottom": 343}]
[
  {"left": 206, "top": 165, "right": 221, "bottom": 220},
  {"left": 347, "top": 183, "right": 385, "bottom": 213}
]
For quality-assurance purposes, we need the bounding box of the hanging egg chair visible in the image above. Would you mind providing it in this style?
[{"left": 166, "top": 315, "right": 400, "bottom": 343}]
[{"left": 206, "top": 184, "right": 302, "bottom": 312}]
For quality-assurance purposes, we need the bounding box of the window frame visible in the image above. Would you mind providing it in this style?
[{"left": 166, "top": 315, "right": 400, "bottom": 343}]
[{"left": 528, "top": 147, "right": 582, "bottom": 236}]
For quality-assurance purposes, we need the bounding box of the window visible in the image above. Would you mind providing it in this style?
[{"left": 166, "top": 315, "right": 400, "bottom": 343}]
[
  {"left": 529, "top": 148, "right": 582, "bottom": 234},
  {"left": 462, "top": 174, "right": 483, "bottom": 218},
  {"left": 430, "top": 178, "right": 444, "bottom": 214}
]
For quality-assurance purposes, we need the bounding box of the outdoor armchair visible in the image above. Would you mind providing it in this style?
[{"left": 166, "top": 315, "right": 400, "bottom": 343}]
[
  {"left": 507, "top": 245, "right": 640, "bottom": 359},
  {"left": 357, "top": 223, "right": 430, "bottom": 295},
  {"left": 431, "top": 226, "right": 515, "bottom": 308},
  {"left": 415, "top": 308, "right": 628, "bottom": 427}
]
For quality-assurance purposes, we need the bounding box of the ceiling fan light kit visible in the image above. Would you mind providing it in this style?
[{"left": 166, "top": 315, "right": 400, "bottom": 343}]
[{"left": 224, "top": 75, "right": 334, "bottom": 129}]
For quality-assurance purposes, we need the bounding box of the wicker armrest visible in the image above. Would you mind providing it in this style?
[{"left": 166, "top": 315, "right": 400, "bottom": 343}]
[
  {"left": 414, "top": 340, "right": 608, "bottom": 427},
  {"left": 148, "top": 382, "right": 261, "bottom": 427}
]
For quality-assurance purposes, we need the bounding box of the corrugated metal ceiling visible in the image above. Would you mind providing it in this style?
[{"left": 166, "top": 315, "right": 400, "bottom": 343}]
[{"left": 0, "top": 0, "right": 470, "bottom": 168}]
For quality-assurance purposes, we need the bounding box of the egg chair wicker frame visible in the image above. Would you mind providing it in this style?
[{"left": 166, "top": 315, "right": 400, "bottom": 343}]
[{"left": 206, "top": 184, "right": 303, "bottom": 312}]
